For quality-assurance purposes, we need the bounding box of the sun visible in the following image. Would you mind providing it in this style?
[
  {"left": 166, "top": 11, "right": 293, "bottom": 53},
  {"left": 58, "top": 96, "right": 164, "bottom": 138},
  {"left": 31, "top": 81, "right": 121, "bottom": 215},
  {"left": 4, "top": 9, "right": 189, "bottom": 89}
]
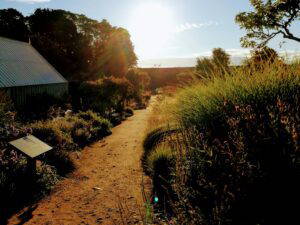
[{"left": 128, "top": 3, "right": 175, "bottom": 59}]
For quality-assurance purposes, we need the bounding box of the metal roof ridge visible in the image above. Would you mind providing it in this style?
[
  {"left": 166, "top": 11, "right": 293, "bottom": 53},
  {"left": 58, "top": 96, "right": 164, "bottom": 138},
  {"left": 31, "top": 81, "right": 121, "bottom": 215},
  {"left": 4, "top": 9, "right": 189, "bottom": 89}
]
[
  {"left": 30, "top": 45, "right": 68, "bottom": 83},
  {"left": 0, "top": 36, "right": 30, "bottom": 46},
  {"left": 1, "top": 82, "right": 68, "bottom": 88}
]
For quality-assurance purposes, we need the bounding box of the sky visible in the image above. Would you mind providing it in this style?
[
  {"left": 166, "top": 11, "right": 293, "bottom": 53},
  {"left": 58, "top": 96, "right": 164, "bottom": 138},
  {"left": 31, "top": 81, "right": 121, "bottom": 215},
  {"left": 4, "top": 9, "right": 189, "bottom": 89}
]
[{"left": 1, "top": 0, "right": 300, "bottom": 67}]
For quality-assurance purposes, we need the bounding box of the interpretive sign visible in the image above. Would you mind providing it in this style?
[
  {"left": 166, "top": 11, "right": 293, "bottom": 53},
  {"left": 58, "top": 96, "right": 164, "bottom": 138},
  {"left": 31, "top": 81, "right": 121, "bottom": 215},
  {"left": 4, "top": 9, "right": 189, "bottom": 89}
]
[{"left": 9, "top": 135, "right": 52, "bottom": 158}]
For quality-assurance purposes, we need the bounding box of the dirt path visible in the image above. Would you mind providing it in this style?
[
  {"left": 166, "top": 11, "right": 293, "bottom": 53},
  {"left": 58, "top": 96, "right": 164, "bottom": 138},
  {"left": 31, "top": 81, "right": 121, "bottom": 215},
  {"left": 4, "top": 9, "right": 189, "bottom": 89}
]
[{"left": 8, "top": 106, "right": 153, "bottom": 225}]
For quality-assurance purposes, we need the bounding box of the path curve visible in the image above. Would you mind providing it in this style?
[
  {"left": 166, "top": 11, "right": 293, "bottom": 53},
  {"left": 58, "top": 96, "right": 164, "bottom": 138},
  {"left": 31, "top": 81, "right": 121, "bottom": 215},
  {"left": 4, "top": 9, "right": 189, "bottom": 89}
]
[{"left": 8, "top": 107, "right": 152, "bottom": 225}]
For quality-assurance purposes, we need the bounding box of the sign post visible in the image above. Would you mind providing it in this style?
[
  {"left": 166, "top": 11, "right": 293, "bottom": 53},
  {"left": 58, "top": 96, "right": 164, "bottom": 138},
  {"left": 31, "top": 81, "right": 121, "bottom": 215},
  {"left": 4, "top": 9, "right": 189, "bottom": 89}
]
[{"left": 9, "top": 135, "right": 52, "bottom": 176}]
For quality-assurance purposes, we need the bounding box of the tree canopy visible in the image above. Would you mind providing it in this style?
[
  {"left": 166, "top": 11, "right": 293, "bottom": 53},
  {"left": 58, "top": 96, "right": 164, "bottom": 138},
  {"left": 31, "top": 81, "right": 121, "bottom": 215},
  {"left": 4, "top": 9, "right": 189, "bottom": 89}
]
[
  {"left": 235, "top": 0, "right": 300, "bottom": 47},
  {"left": 0, "top": 8, "right": 28, "bottom": 42},
  {"left": 250, "top": 46, "right": 280, "bottom": 63},
  {"left": 0, "top": 8, "right": 137, "bottom": 81},
  {"left": 195, "top": 48, "right": 230, "bottom": 79},
  {"left": 212, "top": 48, "right": 230, "bottom": 70},
  {"left": 243, "top": 46, "right": 282, "bottom": 69}
]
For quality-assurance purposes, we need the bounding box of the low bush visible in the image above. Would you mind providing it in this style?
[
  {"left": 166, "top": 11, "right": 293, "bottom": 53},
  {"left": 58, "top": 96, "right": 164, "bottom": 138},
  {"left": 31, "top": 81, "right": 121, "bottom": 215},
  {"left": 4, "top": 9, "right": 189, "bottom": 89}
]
[
  {"left": 30, "top": 112, "right": 112, "bottom": 173},
  {"left": 79, "top": 77, "right": 135, "bottom": 115},
  {"left": 41, "top": 150, "right": 75, "bottom": 176},
  {"left": 30, "top": 120, "right": 77, "bottom": 150},
  {"left": 75, "top": 111, "right": 112, "bottom": 140},
  {"left": 143, "top": 127, "right": 178, "bottom": 161}
]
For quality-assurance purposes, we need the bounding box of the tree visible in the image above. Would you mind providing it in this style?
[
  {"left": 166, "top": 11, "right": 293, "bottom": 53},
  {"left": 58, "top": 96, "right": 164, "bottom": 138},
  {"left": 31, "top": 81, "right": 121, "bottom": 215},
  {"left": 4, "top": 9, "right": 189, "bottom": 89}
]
[
  {"left": 126, "top": 69, "right": 150, "bottom": 103},
  {"left": 126, "top": 69, "right": 150, "bottom": 92},
  {"left": 28, "top": 9, "right": 85, "bottom": 81},
  {"left": 236, "top": 0, "right": 300, "bottom": 47},
  {"left": 0, "top": 8, "right": 137, "bottom": 81},
  {"left": 250, "top": 46, "right": 280, "bottom": 63},
  {"left": 212, "top": 48, "right": 230, "bottom": 69},
  {"left": 195, "top": 57, "right": 215, "bottom": 79},
  {"left": 0, "top": 8, "right": 28, "bottom": 42},
  {"left": 100, "top": 77, "right": 134, "bottom": 112},
  {"left": 195, "top": 48, "right": 230, "bottom": 79},
  {"left": 101, "top": 28, "right": 138, "bottom": 77},
  {"left": 243, "top": 46, "right": 282, "bottom": 70}
]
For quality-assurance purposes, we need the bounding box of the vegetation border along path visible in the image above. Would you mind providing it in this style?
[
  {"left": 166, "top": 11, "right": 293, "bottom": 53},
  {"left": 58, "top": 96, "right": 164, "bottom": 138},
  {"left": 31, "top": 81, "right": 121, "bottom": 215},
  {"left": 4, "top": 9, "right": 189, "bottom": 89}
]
[{"left": 8, "top": 107, "right": 152, "bottom": 225}]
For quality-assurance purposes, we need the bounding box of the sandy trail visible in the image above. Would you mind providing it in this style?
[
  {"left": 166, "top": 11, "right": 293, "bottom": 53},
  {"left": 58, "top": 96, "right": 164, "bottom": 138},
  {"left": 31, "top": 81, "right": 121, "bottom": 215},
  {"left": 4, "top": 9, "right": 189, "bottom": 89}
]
[{"left": 8, "top": 106, "right": 152, "bottom": 225}]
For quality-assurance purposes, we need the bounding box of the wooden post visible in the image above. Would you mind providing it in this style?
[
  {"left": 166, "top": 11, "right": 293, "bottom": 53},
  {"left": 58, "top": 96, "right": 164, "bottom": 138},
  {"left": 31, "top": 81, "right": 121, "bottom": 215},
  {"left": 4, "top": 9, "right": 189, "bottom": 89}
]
[{"left": 27, "top": 157, "right": 37, "bottom": 178}]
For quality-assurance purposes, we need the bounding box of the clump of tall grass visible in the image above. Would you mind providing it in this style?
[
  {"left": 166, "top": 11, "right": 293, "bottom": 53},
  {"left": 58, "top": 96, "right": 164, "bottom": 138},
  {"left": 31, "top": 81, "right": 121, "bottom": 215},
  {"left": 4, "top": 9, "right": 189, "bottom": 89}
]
[
  {"left": 143, "top": 127, "right": 177, "bottom": 168},
  {"left": 175, "top": 60, "right": 300, "bottom": 128},
  {"left": 145, "top": 60, "right": 300, "bottom": 225},
  {"left": 142, "top": 95, "right": 179, "bottom": 172},
  {"left": 147, "top": 146, "right": 175, "bottom": 213}
]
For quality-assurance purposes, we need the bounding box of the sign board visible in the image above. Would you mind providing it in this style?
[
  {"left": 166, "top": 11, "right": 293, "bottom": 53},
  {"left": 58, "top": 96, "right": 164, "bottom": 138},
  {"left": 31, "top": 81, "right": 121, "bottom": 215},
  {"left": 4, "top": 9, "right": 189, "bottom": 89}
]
[{"left": 9, "top": 135, "right": 52, "bottom": 158}]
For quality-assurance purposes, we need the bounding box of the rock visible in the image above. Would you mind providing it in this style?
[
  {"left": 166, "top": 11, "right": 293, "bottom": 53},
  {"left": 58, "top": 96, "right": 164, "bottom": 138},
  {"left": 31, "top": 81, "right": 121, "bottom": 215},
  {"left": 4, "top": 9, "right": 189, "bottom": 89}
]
[
  {"left": 93, "top": 187, "right": 102, "bottom": 191},
  {"left": 65, "top": 109, "right": 73, "bottom": 116}
]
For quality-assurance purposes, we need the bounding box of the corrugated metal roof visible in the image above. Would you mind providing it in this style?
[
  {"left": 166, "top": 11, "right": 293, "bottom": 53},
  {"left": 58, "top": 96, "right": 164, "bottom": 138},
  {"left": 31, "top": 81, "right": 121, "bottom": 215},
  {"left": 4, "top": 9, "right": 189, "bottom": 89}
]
[{"left": 0, "top": 36, "right": 67, "bottom": 88}]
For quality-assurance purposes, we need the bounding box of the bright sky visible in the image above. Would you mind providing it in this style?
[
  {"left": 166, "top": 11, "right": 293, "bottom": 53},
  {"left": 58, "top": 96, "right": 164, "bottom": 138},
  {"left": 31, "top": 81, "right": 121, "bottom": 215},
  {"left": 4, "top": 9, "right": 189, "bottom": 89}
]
[{"left": 1, "top": 0, "right": 300, "bottom": 67}]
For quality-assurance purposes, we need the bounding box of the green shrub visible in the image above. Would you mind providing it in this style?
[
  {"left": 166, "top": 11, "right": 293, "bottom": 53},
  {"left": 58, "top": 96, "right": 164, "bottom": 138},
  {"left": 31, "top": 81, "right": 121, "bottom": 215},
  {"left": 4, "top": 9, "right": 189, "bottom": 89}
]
[
  {"left": 72, "top": 111, "right": 112, "bottom": 144},
  {"left": 78, "top": 81, "right": 107, "bottom": 114},
  {"left": 169, "top": 62, "right": 300, "bottom": 224},
  {"left": 75, "top": 110, "right": 112, "bottom": 139},
  {"left": 30, "top": 112, "right": 111, "bottom": 151},
  {"left": 41, "top": 150, "right": 75, "bottom": 176},
  {"left": 29, "top": 120, "right": 77, "bottom": 176},
  {"left": 30, "top": 112, "right": 111, "bottom": 174},
  {"left": 79, "top": 77, "right": 134, "bottom": 114},
  {"left": 30, "top": 120, "right": 77, "bottom": 150},
  {"left": 72, "top": 127, "right": 91, "bottom": 147},
  {"left": 35, "top": 164, "right": 60, "bottom": 196}
]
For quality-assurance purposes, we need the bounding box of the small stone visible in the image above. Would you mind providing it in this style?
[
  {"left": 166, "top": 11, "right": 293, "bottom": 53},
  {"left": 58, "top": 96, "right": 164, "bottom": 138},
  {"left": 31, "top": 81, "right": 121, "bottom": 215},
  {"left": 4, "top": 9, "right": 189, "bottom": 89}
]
[{"left": 93, "top": 187, "right": 102, "bottom": 191}]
